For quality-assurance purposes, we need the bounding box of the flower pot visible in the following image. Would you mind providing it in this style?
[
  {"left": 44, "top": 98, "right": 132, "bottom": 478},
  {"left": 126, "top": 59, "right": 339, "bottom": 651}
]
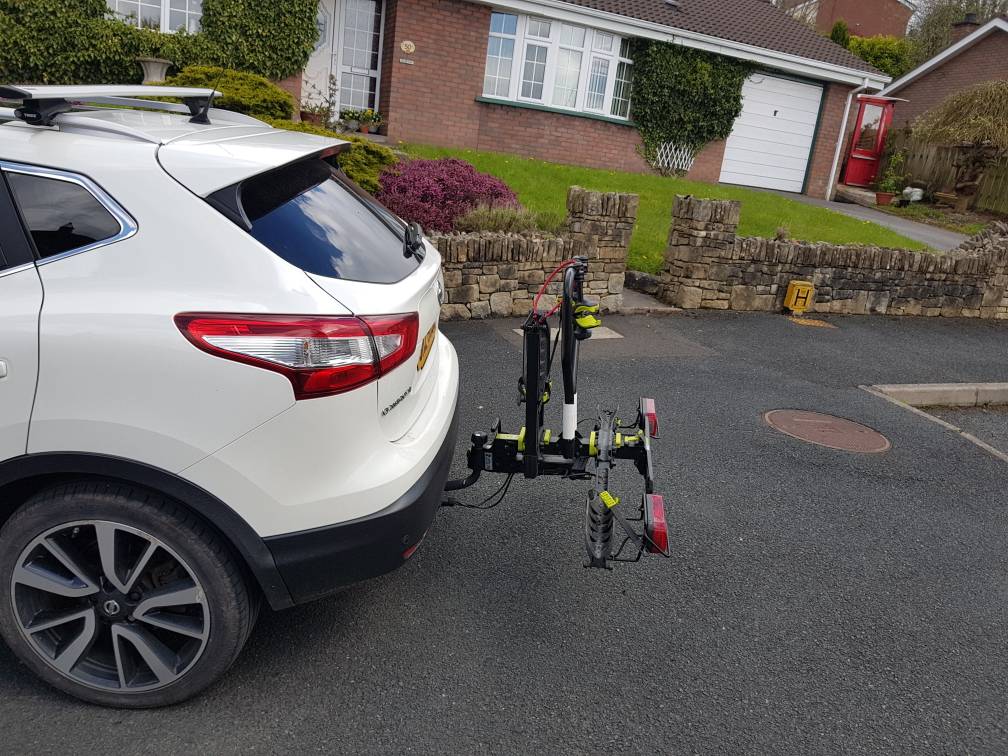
[
  {"left": 136, "top": 57, "right": 171, "bottom": 84},
  {"left": 300, "top": 111, "right": 323, "bottom": 125},
  {"left": 875, "top": 191, "right": 895, "bottom": 206},
  {"left": 359, "top": 123, "right": 370, "bottom": 133},
  {"left": 368, "top": 124, "right": 381, "bottom": 134}
]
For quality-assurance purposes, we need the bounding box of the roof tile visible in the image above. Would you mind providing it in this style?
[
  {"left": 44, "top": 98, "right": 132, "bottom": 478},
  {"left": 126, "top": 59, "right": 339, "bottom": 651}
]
[{"left": 557, "top": 0, "right": 884, "bottom": 76}]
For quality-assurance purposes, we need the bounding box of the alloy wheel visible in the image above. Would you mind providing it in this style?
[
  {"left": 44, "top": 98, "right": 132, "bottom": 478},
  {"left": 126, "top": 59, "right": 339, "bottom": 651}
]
[{"left": 10, "top": 520, "right": 210, "bottom": 693}]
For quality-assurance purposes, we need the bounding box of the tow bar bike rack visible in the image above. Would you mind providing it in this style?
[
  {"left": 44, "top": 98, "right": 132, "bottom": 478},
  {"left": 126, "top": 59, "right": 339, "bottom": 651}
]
[{"left": 443, "top": 256, "right": 669, "bottom": 568}]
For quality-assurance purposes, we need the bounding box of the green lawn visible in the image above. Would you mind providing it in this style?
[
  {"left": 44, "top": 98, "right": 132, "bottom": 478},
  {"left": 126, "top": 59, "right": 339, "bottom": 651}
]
[{"left": 403, "top": 144, "right": 928, "bottom": 273}]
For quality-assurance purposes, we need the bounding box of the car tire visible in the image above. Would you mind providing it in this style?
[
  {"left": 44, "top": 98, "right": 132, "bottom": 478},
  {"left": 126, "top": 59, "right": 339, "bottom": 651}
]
[{"left": 0, "top": 480, "right": 259, "bottom": 708}]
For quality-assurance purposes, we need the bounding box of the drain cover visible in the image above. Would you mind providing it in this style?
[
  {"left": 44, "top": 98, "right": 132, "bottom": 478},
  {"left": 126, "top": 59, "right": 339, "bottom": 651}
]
[{"left": 764, "top": 410, "right": 891, "bottom": 453}]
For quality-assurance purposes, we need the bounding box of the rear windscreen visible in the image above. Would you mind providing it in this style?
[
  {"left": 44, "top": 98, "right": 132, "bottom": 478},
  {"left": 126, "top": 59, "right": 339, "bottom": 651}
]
[{"left": 237, "top": 158, "right": 419, "bottom": 284}]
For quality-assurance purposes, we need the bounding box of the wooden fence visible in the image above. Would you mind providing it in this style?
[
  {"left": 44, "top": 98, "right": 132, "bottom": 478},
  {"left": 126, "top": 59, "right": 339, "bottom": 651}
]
[{"left": 894, "top": 138, "right": 1008, "bottom": 215}]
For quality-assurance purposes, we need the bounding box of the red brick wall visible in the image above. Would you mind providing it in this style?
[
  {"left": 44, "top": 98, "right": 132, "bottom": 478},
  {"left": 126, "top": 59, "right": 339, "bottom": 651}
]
[
  {"left": 807, "top": 82, "right": 855, "bottom": 198},
  {"left": 474, "top": 102, "right": 649, "bottom": 172},
  {"left": 891, "top": 32, "right": 1008, "bottom": 126},
  {"left": 381, "top": 0, "right": 488, "bottom": 148},
  {"left": 276, "top": 72, "right": 303, "bottom": 109},
  {"left": 688, "top": 140, "right": 727, "bottom": 183},
  {"left": 814, "top": 0, "right": 913, "bottom": 37}
]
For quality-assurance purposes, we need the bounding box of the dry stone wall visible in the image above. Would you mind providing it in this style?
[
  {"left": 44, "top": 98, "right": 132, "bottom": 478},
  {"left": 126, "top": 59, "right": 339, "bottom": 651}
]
[
  {"left": 658, "top": 196, "right": 1008, "bottom": 319},
  {"left": 431, "top": 187, "right": 638, "bottom": 320}
]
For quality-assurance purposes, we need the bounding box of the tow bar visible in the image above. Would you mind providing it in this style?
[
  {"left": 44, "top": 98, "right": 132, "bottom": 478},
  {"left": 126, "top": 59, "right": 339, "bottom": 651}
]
[{"left": 443, "top": 256, "right": 669, "bottom": 568}]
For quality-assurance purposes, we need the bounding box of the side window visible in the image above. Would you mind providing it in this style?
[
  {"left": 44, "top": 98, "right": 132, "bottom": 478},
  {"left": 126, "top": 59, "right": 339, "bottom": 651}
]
[
  {"left": 6, "top": 171, "right": 122, "bottom": 259},
  {"left": 0, "top": 174, "right": 35, "bottom": 270}
]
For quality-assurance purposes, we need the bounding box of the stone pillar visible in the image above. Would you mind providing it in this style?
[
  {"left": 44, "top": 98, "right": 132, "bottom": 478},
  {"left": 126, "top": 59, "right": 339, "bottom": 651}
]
[
  {"left": 659, "top": 195, "right": 740, "bottom": 309},
  {"left": 563, "top": 186, "right": 639, "bottom": 312}
]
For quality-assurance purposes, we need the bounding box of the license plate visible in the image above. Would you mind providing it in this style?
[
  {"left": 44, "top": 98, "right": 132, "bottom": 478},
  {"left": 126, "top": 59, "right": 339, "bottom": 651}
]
[{"left": 417, "top": 323, "right": 437, "bottom": 371}]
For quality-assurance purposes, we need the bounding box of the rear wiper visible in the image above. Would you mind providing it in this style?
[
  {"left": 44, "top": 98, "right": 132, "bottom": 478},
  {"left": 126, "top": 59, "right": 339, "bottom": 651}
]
[{"left": 404, "top": 222, "right": 425, "bottom": 262}]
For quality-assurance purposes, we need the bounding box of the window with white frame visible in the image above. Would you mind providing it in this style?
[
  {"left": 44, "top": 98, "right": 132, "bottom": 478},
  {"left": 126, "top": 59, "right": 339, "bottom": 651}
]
[
  {"left": 107, "top": 0, "right": 202, "bottom": 34},
  {"left": 482, "top": 12, "right": 634, "bottom": 120},
  {"left": 484, "top": 12, "right": 517, "bottom": 97}
]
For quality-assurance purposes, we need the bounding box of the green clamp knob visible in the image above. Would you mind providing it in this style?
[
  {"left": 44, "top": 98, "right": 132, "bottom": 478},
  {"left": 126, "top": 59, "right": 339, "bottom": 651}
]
[{"left": 575, "top": 302, "right": 601, "bottom": 329}]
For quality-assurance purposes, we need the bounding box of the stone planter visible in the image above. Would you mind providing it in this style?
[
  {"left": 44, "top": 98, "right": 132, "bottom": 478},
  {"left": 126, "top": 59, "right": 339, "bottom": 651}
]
[{"left": 137, "top": 57, "right": 171, "bottom": 84}]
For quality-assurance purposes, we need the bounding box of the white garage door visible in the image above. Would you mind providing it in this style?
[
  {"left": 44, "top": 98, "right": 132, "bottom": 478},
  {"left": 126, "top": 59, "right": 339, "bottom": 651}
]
[{"left": 719, "top": 74, "right": 824, "bottom": 193}]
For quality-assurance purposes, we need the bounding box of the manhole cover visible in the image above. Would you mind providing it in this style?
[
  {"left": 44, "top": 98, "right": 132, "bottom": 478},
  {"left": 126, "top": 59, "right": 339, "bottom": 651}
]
[{"left": 764, "top": 410, "right": 891, "bottom": 453}]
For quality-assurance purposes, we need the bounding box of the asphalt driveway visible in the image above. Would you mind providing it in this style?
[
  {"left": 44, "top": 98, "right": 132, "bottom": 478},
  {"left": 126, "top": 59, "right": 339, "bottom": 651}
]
[{"left": 2, "top": 312, "right": 1007, "bottom": 754}]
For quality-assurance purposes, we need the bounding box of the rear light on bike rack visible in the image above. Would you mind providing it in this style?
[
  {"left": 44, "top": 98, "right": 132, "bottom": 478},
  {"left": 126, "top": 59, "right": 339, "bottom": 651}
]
[
  {"left": 643, "top": 494, "right": 668, "bottom": 554},
  {"left": 175, "top": 312, "right": 419, "bottom": 400},
  {"left": 641, "top": 397, "right": 659, "bottom": 438}
]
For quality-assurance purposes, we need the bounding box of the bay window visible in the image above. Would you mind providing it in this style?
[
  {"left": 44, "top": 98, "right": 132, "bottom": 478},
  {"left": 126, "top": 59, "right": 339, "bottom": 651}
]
[
  {"left": 482, "top": 11, "right": 634, "bottom": 120},
  {"left": 107, "top": 0, "right": 202, "bottom": 34}
]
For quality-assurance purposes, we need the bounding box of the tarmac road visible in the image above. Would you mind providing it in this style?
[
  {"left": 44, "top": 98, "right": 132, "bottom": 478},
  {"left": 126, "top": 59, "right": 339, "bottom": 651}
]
[{"left": 2, "top": 312, "right": 1007, "bottom": 754}]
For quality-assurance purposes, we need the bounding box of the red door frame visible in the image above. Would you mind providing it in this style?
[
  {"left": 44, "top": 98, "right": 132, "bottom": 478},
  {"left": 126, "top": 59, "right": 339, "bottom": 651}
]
[{"left": 842, "top": 96, "right": 896, "bottom": 188}]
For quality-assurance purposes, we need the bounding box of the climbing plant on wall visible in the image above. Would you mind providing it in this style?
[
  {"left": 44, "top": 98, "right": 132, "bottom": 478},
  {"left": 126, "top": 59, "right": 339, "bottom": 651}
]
[
  {"left": 0, "top": 0, "right": 142, "bottom": 84},
  {"left": 629, "top": 40, "right": 753, "bottom": 174},
  {"left": 0, "top": 0, "right": 316, "bottom": 84},
  {"left": 200, "top": 0, "right": 317, "bottom": 80}
]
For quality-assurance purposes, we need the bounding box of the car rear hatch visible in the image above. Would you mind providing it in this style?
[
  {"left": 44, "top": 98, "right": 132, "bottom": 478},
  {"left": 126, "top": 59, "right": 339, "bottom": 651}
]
[
  {"left": 160, "top": 129, "right": 443, "bottom": 441},
  {"left": 308, "top": 256, "right": 442, "bottom": 441}
]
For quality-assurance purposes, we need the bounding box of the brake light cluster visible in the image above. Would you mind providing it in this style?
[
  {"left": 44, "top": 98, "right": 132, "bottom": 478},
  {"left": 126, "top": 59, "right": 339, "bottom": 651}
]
[{"left": 175, "top": 313, "right": 419, "bottom": 400}]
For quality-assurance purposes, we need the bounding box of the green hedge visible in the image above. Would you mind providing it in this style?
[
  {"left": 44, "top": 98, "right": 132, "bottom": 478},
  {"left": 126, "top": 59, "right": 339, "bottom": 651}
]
[
  {"left": 847, "top": 35, "right": 915, "bottom": 79},
  {"left": 200, "top": 0, "right": 317, "bottom": 81},
  {"left": 165, "top": 66, "right": 294, "bottom": 119},
  {"left": 264, "top": 119, "right": 398, "bottom": 194},
  {"left": 0, "top": 0, "right": 144, "bottom": 84},
  {"left": 0, "top": 0, "right": 314, "bottom": 85}
]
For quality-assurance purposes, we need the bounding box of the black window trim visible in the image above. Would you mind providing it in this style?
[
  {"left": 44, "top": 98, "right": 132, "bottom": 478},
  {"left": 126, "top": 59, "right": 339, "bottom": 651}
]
[
  {"left": 0, "top": 170, "right": 35, "bottom": 275},
  {"left": 0, "top": 160, "right": 138, "bottom": 266}
]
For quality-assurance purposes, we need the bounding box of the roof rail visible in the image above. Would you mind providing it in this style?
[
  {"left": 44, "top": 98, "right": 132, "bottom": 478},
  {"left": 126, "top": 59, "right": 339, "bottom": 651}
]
[{"left": 0, "top": 85, "right": 223, "bottom": 127}]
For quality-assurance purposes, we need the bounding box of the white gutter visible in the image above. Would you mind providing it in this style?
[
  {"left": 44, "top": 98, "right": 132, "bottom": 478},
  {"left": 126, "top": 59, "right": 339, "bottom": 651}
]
[
  {"left": 476, "top": 0, "right": 890, "bottom": 89},
  {"left": 824, "top": 80, "right": 870, "bottom": 199}
]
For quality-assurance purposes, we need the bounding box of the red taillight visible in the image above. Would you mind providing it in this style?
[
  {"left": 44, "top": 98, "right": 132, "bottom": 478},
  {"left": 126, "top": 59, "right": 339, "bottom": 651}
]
[
  {"left": 641, "top": 397, "right": 659, "bottom": 438},
  {"left": 362, "top": 313, "right": 419, "bottom": 374},
  {"left": 643, "top": 494, "right": 668, "bottom": 554},
  {"left": 174, "top": 312, "right": 419, "bottom": 400}
]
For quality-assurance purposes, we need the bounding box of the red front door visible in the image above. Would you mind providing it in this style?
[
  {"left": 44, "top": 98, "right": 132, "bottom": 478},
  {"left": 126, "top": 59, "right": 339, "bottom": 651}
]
[{"left": 842, "top": 98, "right": 895, "bottom": 188}]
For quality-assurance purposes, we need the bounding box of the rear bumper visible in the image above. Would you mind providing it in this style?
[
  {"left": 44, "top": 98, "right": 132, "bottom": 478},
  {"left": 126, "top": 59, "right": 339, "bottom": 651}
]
[{"left": 263, "top": 394, "right": 459, "bottom": 605}]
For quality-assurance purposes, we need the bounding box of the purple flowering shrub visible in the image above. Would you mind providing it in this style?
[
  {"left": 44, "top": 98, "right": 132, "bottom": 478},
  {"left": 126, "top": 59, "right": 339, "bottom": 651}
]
[{"left": 377, "top": 158, "right": 519, "bottom": 232}]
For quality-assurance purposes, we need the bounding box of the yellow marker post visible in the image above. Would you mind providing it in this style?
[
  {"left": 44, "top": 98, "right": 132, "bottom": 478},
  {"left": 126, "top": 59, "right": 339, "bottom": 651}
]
[{"left": 784, "top": 280, "right": 815, "bottom": 314}]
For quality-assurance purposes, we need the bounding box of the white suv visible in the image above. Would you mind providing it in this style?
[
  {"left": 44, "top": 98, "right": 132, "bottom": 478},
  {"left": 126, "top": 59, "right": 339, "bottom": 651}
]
[{"left": 0, "top": 86, "right": 459, "bottom": 708}]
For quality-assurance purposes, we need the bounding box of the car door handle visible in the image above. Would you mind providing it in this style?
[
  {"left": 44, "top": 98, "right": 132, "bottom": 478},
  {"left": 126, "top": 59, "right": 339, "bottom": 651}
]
[{"left": 0, "top": 360, "right": 7, "bottom": 379}]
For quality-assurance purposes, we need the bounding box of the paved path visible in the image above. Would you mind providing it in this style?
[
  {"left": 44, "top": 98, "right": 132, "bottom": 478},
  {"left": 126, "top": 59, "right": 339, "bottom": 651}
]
[
  {"left": 2, "top": 313, "right": 1007, "bottom": 754},
  {"left": 770, "top": 190, "right": 969, "bottom": 251}
]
